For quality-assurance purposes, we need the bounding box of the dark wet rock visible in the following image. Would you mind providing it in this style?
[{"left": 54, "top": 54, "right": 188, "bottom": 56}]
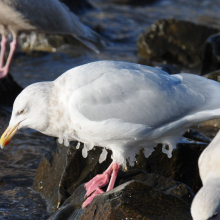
[
  {"left": 60, "top": 0, "right": 93, "bottom": 14},
  {"left": 48, "top": 170, "right": 193, "bottom": 220},
  {"left": 137, "top": 19, "right": 219, "bottom": 69},
  {"left": 0, "top": 185, "right": 50, "bottom": 220},
  {"left": 155, "top": 64, "right": 179, "bottom": 75},
  {"left": 183, "top": 128, "right": 211, "bottom": 144},
  {"left": 0, "top": 73, "right": 22, "bottom": 107},
  {"left": 0, "top": 178, "right": 8, "bottom": 187},
  {"left": 132, "top": 141, "right": 207, "bottom": 193},
  {"left": 34, "top": 135, "right": 207, "bottom": 214},
  {"left": 201, "top": 34, "right": 220, "bottom": 75},
  {"left": 109, "top": 0, "right": 158, "bottom": 6},
  {"left": 32, "top": 140, "right": 112, "bottom": 212}
]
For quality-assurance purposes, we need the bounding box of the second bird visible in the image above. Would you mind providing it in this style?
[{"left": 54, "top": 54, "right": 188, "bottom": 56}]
[{"left": 0, "top": 0, "right": 106, "bottom": 78}]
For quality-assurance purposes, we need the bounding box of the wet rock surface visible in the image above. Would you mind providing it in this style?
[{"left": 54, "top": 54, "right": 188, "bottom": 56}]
[
  {"left": 137, "top": 19, "right": 219, "bottom": 69},
  {"left": 201, "top": 34, "right": 220, "bottom": 75},
  {"left": 0, "top": 181, "right": 50, "bottom": 220},
  {"left": 133, "top": 141, "right": 207, "bottom": 193},
  {"left": 183, "top": 129, "right": 211, "bottom": 144},
  {"left": 0, "top": 73, "right": 22, "bottom": 107},
  {"left": 33, "top": 133, "right": 208, "bottom": 216},
  {"left": 32, "top": 141, "right": 112, "bottom": 212},
  {"left": 48, "top": 170, "right": 193, "bottom": 220}
]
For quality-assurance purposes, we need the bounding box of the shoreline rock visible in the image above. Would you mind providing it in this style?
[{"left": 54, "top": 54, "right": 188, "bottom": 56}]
[
  {"left": 32, "top": 141, "right": 112, "bottom": 212},
  {"left": 137, "top": 19, "right": 219, "bottom": 69},
  {"left": 33, "top": 134, "right": 208, "bottom": 214},
  {"left": 48, "top": 170, "right": 193, "bottom": 220}
]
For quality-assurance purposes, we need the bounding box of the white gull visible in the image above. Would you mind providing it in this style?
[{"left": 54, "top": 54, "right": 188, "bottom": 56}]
[
  {"left": 1, "top": 60, "right": 220, "bottom": 208},
  {"left": 191, "top": 130, "right": 220, "bottom": 220}
]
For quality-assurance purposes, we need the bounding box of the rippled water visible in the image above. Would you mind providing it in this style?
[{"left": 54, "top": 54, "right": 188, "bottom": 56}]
[{"left": 1, "top": 0, "right": 220, "bottom": 219}]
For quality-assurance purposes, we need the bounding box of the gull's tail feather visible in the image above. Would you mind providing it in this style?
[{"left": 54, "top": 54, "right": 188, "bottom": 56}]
[
  {"left": 58, "top": 1, "right": 111, "bottom": 53},
  {"left": 70, "top": 15, "right": 111, "bottom": 53},
  {"left": 73, "top": 30, "right": 111, "bottom": 54}
]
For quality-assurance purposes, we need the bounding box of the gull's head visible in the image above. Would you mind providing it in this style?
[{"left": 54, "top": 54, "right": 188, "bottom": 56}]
[
  {"left": 0, "top": 82, "right": 52, "bottom": 148},
  {"left": 191, "top": 183, "right": 220, "bottom": 220}
]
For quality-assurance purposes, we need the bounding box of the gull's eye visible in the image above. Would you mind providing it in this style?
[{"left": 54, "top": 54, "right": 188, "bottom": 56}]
[
  {"left": 19, "top": 110, "right": 25, "bottom": 114},
  {"left": 209, "top": 213, "right": 218, "bottom": 219}
]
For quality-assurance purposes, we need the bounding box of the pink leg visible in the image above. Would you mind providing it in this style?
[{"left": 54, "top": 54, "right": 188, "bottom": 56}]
[
  {"left": 107, "top": 163, "right": 120, "bottom": 191},
  {"left": 85, "top": 162, "right": 114, "bottom": 197},
  {"left": 0, "top": 37, "right": 17, "bottom": 78},
  {"left": 82, "top": 188, "right": 104, "bottom": 209},
  {"left": 0, "top": 34, "right": 7, "bottom": 68},
  {"left": 82, "top": 162, "right": 120, "bottom": 208}
]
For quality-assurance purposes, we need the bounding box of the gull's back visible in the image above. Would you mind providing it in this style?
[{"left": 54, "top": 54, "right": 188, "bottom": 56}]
[{"left": 55, "top": 61, "right": 220, "bottom": 129}]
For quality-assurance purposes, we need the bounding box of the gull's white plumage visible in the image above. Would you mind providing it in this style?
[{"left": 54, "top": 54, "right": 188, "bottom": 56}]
[
  {"left": 8, "top": 61, "right": 220, "bottom": 168},
  {"left": 191, "top": 131, "right": 220, "bottom": 220}
]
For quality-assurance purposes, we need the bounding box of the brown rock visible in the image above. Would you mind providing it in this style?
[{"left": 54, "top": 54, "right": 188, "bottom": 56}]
[
  {"left": 32, "top": 140, "right": 112, "bottom": 212},
  {"left": 48, "top": 170, "right": 193, "bottom": 220},
  {"left": 201, "top": 34, "right": 220, "bottom": 75},
  {"left": 132, "top": 141, "right": 207, "bottom": 193},
  {"left": 33, "top": 134, "right": 208, "bottom": 212},
  {"left": 138, "top": 19, "right": 219, "bottom": 69}
]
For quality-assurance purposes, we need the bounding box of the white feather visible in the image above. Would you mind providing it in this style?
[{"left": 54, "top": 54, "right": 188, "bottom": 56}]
[{"left": 9, "top": 61, "right": 220, "bottom": 168}]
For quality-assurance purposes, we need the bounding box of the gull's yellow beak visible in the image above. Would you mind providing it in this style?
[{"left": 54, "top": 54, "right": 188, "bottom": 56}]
[{"left": 0, "top": 124, "right": 19, "bottom": 149}]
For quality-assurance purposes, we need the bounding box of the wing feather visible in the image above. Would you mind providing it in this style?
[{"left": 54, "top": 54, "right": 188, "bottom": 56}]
[{"left": 68, "top": 63, "right": 219, "bottom": 128}]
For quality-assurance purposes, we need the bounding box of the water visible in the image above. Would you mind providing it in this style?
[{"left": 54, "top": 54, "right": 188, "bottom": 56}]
[{"left": 1, "top": 0, "right": 220, "bottom": 219}]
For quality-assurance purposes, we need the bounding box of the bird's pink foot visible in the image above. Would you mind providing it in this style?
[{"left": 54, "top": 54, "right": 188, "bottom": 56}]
[
  {"left": 85, "top": 172, "right": 110, "bottom": 198},
  {"left": 83, "top": 162, "right": 120, "bottom": 208},
  {"left": 82, "top": 187, "right": 104, "bottom": 208}
]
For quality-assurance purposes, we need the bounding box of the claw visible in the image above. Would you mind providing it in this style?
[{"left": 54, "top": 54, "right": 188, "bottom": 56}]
[
  {"left": 82, "top": 188, "right": 104, "bottom": 208},
  {"left": 85, "top": 173, "right": 110, "bottom": 197}
]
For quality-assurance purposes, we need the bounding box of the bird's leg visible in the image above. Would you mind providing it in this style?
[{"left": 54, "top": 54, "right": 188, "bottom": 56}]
[
  {"left": 0, "top": 37, "right": 17, "bottom": 78},
  {"left": 82, "top": 162, "right": 120, "bottom": 208},
  {"left": 106, "top": 163, "right": 120, "bottom": 191},
  {"left": 82, "top": 187, "right": 104, "bottom": 208},
  {"left": 0, "top": 34, "right": 7, "bottom": 68},
  {"left": 84, "top": 162, "right": 114, "bottom": 198}
]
